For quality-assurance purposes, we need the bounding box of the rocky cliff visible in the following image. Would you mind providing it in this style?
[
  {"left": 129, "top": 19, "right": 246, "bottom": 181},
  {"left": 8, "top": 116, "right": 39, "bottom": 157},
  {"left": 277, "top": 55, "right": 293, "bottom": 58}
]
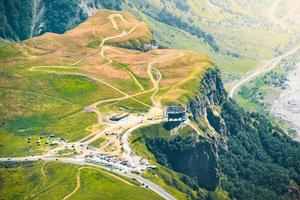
[
  {"left": 143, "top": 66, "right": 300, "bottom": 199},
  {"left": 146, "top": 134, "right": 220, "bottom": 191},
  {"left": 188, "top": 68, "right": 228, "bottom": 136},
  {"left": 143, "top": 68, "right": 228, "bottom": 191},
  {"left": 187, "top": 68, "right": 300, "bottom": 200}
]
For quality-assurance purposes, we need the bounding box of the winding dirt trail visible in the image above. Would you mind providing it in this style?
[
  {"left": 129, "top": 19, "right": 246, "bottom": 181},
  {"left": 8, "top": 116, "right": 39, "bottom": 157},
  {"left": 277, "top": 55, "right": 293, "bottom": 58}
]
[
  {"left": 29, "top": 13, "right": 148, "bottom": 111},
  {"left": 109, "top": 14, "right": 128, "bottom": 30},
  {"left": 147, "top": 63, "right": 162, "bottom": 108},
  {"left": 62, "top": 167, "right": 83, "bottom": 200},
  {"left": 267, "top": 0, "right": 298, "bottom": 34},
  {"left": 62, "top": 166, "right": 134, "bottom": 200},
  {"left": 30, "top": 66, "right": 151, "bottom": 108},
  {"left": 7, "top": 12, "right": 178, "bottom": 200},
  {"left": 41, "top": 162, "right": 47, "bottom": 178}
]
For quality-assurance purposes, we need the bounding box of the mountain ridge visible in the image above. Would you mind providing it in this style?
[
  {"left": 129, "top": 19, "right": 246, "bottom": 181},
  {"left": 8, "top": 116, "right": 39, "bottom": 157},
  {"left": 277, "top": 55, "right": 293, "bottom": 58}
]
[{"left": 1, "top": 3, "right": 300, "bottom": 200}]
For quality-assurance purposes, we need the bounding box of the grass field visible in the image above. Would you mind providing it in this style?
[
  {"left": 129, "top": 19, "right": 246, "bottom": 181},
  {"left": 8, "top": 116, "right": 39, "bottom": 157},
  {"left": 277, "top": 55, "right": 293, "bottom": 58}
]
[
  {"left": 89, "top": 136, "right": 106, "bottom": 148},
  {"left": 0, "top": 67, "right": 111, "bottom": 156},
  {"left": 0, "top": 9, "right": 214, "bottom": 159},
  {"left": 124, "top": 0, "right": 300, "bottom": 98},
  {"left": 0, "top": 161, "right": 163, "bottom": 200}
]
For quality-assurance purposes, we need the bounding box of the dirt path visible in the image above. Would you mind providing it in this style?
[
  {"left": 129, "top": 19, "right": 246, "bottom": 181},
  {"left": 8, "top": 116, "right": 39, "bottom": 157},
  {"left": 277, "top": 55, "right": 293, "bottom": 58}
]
[
  {"left": 62, "top": 167, "right": 84, "bottom": 200},
  {"left": 125, "top": 68, "right": 145, "bottom": 92},
  {"left": 109, "top": 14, "right": 128, "bottom": 30},
  {"left": 9, "top": 12, "right": 177, "bottom": 200},
  {"left": 204, "top": 0, "right": 218, "bottom": 18},
  {"left": 41, "top": 162, "right": 47, "bottom": 178},
  {"left": 0, "top": 157, "right": 176, "bottom": 200},
  {"left": 229, "top": 0, "right": 300, "bottom": 98},
  {"left": 61, "top": 165, "right": 134, "bottom": 200},
  {"left": 186, "top": 121, "right": 203, "bottom": 136},
  {"left": 30, "top": 66, "right": 151, "bottom": 108},
  {"left": 147, "top": 63, "right": 162, "bottom": 108},
  {"left": 267, "top": 0, "right": 296, "bottom": 34},
  {"left": 29, "top": 12, "right": 147, "bottom": 108}
]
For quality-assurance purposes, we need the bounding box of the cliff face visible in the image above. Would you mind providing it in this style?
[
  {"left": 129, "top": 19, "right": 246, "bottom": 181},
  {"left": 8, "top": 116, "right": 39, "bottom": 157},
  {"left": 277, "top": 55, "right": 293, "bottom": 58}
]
[
  {"left": 146, "top": 134, "right": 220, "bottom": 191},
  {"left": 171, "top": 68, "right": 230, "bottom": 190},
  {"left": 188, "top": 68, "right": 300, "bottom": 200},
  {"left": 171, "top": 68, "right": 229, "bottom": 190},
  {"left": 145, "top": 68, "right": 228, "bottom": 191},
  {"left": 0, "top": 0, "right": 33, "bottom": 41},
  {"left": 174, "top": 138, "right": 220, "bottom": 191},
  {"left": 188, "top": 68, "right": 228, "bottom": 135}
]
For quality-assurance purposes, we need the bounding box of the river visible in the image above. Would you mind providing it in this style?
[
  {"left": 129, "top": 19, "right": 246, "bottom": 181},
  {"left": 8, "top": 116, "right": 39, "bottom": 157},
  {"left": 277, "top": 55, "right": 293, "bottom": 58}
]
[{"left": 272, "top": 63, "right": 300, "bottom": 141}]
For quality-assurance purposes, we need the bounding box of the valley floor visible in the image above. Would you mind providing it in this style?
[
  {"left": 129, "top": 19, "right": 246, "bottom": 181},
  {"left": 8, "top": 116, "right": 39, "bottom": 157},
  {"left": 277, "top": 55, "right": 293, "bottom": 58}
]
[{"left": 272, "top": 63, "right": 300, "bottom": 141}]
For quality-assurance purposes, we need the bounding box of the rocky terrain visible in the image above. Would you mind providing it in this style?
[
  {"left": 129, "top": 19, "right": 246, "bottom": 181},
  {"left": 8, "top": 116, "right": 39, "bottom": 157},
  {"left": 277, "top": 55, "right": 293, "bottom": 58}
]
[
  {"left": 272, "top": 63, "right": 300, "bottom": 141},
  {"left": 130, "top": 67, "right": 300, "bottom": 200}
]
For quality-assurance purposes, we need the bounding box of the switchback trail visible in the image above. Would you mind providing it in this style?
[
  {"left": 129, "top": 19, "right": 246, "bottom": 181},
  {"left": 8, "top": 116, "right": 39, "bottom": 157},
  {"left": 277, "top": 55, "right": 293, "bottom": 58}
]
[
  {"left": 22, "top": 12, "right": 178, "bottom": 200},
  {"left": 147, "top": 63, "right": 162, "bottom": 108}
]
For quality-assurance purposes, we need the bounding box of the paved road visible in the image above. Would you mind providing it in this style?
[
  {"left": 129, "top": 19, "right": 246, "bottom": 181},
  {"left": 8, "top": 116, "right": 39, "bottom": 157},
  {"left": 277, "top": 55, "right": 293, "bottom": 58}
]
[
  {"left": 0, "top": 156, "right": 176, "bottom": 200},
  {"left": 229, "top": 0, "right": 300, "bottom": 98},
  {"left": 229, "top": 44, "right": 300, "bottom": 98}
]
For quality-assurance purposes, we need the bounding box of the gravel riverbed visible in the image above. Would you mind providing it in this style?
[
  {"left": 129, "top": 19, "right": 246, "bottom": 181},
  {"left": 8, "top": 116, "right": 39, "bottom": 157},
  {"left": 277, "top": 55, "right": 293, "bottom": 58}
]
[{"left": 272, "top": 63, "right": 300, "bottom": 141}]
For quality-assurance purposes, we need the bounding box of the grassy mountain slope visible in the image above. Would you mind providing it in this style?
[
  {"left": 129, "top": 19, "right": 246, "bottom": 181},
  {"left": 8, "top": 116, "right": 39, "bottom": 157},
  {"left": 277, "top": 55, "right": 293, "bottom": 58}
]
[
  {"left": 0, "top": 161, "right": 163, "bottom": 200},
  {"left": 2, "top": 0, "right": 299, "bottom": 79},
  {"left": 0, "top": 9, "right": 211, "bottom": 157},
  {"left": 1, "top": 2, "right": 300, "bottom": 200},
  {"left": 122, "top": 0, "right": 300, "bottom": 80},
  {"left": 0, "top": 9, "right": 214, "bottom": 199}
]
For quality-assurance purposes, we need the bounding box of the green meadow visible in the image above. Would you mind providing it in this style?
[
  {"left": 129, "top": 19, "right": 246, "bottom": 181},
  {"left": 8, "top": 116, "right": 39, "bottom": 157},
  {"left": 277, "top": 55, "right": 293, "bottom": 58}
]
[
  {"left": 0, "top": 57, "right": 122, "bottom": 156},
  {"left": 0, "top": 161, "right": 163, "bottom": 200}
]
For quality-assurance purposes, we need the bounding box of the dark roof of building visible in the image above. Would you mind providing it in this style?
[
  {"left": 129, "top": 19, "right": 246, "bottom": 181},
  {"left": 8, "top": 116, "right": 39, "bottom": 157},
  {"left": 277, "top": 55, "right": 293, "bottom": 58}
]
[{"left": 166, "top": 106, "right": 185, "bottom": 114}]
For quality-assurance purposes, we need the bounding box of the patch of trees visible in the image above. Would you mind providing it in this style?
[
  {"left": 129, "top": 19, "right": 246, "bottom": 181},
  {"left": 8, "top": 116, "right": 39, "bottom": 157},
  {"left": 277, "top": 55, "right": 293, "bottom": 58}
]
[
  {"left": 43, "top": 0, "right": 83, "bottom": 34},
  {"left": 0, "top": 0, "right": 123, "bottom": 41},
  {"left": 158, "top": 7, "right": 219, "bottom": 52},
  {"left": 219, "top": 100, "right": 300, "bottom": 200},
  {"left": 42, "top": 0, "right": 122, "bottom": 35},
  {"left": 175, "top": 0, "right": 190, "bottom": 12},
  {"left": 0, "top": 0, "right": 33, "bottom": 40},
  {"left": 262, "top": 71, "right": 287, "bottom": 89}
]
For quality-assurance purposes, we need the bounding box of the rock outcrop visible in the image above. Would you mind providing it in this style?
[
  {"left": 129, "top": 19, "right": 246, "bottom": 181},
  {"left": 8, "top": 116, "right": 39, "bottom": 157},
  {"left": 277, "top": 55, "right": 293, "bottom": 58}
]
[
  {"left": 188, "top": 68, "right": 228, "bottom": 135},
  {"left": 145, "top": 68, "right": 229, "bottom": 191},
  {"left": 146, "top": 134, "right": 220, "bottom": 191}
]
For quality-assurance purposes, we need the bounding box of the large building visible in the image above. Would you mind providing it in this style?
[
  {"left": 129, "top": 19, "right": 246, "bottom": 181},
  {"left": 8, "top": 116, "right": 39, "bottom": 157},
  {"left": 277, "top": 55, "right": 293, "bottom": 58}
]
[{"left": 164, "top": 106, "right": 187, "bottom": 122}]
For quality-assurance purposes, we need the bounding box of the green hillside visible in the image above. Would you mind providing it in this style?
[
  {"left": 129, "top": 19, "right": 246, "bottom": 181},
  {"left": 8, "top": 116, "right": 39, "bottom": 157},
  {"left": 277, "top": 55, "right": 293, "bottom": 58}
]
[
  {"left": 0, "top": 161, "right": 163, "bottom": 200},
  {"left": 1, "top": 2, "right": 300, "bottom": 200}
]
